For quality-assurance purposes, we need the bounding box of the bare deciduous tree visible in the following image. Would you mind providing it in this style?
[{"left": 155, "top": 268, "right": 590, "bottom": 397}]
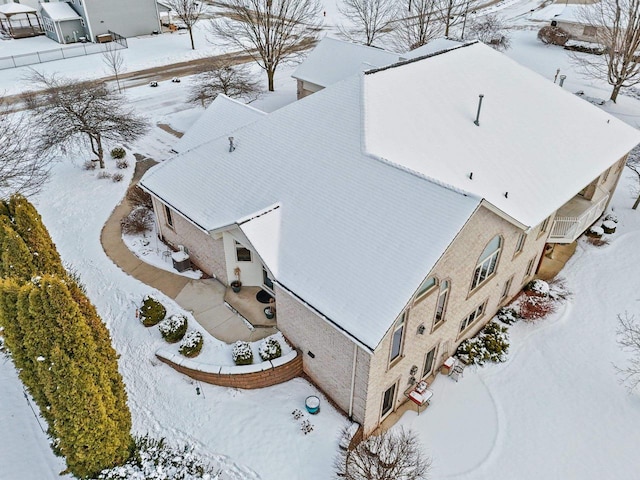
[
  {"left": 0, "top": 100, "right": 52, "bottom": 199},
  {"left": 616, "top": 312, "right": 640, "bottom": 390},
  {"left": 188, "top": 59, "right": 261, "bottom": 107},
  {"left": 467, "top": 14, "right": 511, "bottom": 51},
  {"left": 339, "top": 0, "right": 398, "bottom": 46},
  {"left": 23, "top": 71, "right": 149, "bottom": 169},
  {"left": 626, "top": 144, "right": 640, "bottom": 209},
  {"left": 209, "top": 0, "right": 321, "bottom": 92},
  {"left": 437, "top": 0, "right": 473, "bottom": 38},
  {"left": 393, "top": 0, "right": 442, "bottom": 51},
  {"left": 334, "top": 427, "right": 431, "bottom": 480},
  {"left": 573, "top": 0, "right": 640, "bottom": 102},
  {"left": 165, "top": 0, "right": 205, "bottom": 50},
  {"left": 102, "top": 43, "right": 125, "bottom": 93}
]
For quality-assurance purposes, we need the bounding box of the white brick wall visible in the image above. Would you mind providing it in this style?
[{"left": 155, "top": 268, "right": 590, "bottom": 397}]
[{"left": 152, "top": 197, "right": 228, "bottom": 283}]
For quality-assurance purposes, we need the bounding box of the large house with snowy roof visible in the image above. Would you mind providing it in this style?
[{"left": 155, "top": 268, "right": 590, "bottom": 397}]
[{"left": 140, "top": 41, "right": 640, "bottom": 434}]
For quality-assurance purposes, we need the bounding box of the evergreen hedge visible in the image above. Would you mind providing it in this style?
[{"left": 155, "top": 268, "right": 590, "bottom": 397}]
[{"left": 0, "top": 196, "right": 132, "bottom": 478}]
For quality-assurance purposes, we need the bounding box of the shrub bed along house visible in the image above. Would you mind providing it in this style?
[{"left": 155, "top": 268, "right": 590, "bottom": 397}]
[
  {"left": 232, "top": 340, "right": 253, "bottom": 365},
  {"left": 497, "top": 306, "right": 519, "bottom": 325},
  {"left": 259, "top": 337, "right": 282, "bottom": 361},
  {"left": 158, "top": 314, "right": 188, "bottom": 343},
  {"left": 140, "top": 296, "right": 166, "bottom": 327},
  {"left": 456, "top": 321, "right": 509, "bottom": 365},
  {"left": 121, "top": 206, "right": 154, "bottom": 235},
  {"left": 179, "top": 331, "right": 203, "bottom": 357}
]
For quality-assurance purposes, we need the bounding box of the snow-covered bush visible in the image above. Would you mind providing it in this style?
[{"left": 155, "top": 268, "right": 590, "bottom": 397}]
[
  {"left": 179, "top": 331, "right": 203, "bottom": 358},
  {"left": 96, "top": 435, "right": 221, "bottom": 480},
  {"left": 159, "top": 314, "right": 188, "bottom": 343},
  {"left": 497, "top": 307, "right": 519, "bottom": 325},
  {"left": 548, "top": 277, "right": 572, "bottom": 302},
  {"left": 232, "top": 340, "right": 253, "bottom": 365},
  {"left": 524, "top": 279, "right": 549, "bottom": 297},
  {"left": 126, "top": 184, "right": 153, "bottom": 209},
  {"left": 602, "top": 220, "right": 617, "bottom": 234},
  {"left": 537, "top": 25, "right": 570, "bottom": 45},
  {"left": 116, "top": 159, "right": 129, "bottom": 169},
  {"left": 83, "top": 160, "right": 97, "bottom": 170},
  {"left": 518, "top": 292, "right": 556, "bottom": 320},
  {"left": 604, "top": 212, "right": 618, "bottom": 223},
  {"left": 456, "top": 321, "right": 509, "bottom": 365},
  {"left": 121, "top": 206, "right": 154, "bottom": 235},
  {"left": 258, "top": 337, "right": 282, "bottom": 361},
  {"left": 97, "top": 171, "right": 112, "bottom": 180},
  {"left": 112, "top": 173, "right": 124, "bottom": 183},
  {"left": 587, "top": 226, "right": 604, "bottom": 238},
  {"left": 110, "top": 147, "right": 126, "bottom": 159},
  {"left": 140, "top": 296, "right": 166, "bottom": 327}
]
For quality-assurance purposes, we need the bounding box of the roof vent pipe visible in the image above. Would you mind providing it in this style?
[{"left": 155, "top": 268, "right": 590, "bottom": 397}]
[
  {"left": 473, "top": 94, "right": 484, "bottom": 126},
  {"left": 228, "top": 137, "right": 235, "bottom": 152},
  {"left": 559, "top": 75, "right": 566, "bottom": 87}
]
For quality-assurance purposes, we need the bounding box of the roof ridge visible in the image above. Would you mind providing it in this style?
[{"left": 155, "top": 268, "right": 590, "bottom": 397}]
[{"left": 364, "top": 40, "right": 478, "bottom": 75}]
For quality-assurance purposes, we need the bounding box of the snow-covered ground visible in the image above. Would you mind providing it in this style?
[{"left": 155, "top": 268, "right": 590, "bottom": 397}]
[{"left": 2, "top": 1, "right": 640, "bottom": 478}]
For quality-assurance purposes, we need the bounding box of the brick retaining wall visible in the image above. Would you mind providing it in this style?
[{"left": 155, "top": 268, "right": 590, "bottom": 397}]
[{"left": 156, "top": 350, "right": 303, "bottom": 389}]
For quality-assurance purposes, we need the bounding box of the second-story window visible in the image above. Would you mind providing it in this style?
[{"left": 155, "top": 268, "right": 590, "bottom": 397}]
[{"left": 471, "top": 236, "right": 501, "bottom": 290}]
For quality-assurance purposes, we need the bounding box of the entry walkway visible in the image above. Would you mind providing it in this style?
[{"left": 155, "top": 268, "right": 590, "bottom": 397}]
[{"left": 100, "top": 158, "right": 277, "bottom": 343}]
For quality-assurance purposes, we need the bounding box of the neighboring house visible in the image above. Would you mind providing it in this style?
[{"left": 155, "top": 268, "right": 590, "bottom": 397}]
[
  {"left": 37, "top": 0, "right": 161, "bottom": 43},
  {"left": 40, "top": 2, "right": 84, "bottom": 44},
  {"left": 140, "top": 42, "right": 640, "bottom": 435},
  {"left": 550, "top": 4, "right": 602, "bottom": 43}
]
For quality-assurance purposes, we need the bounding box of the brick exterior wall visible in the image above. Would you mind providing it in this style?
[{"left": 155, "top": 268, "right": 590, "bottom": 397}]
[
  {"left": 275, "top": 284, "right": 371, "bottom": 425},
  {"left": 362, "top": 205, "right": 549, "bottom": 434},
  {"left": 152, "top": 197, "right": 228, "bottom": 284},
  {"left": 156, "top": 351, "right": 303, "bottom": 389}
]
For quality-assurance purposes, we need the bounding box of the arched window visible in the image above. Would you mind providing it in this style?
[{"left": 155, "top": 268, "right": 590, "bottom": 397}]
[
  {"left": 416, "top": 276, "right": 437, "bottom": 299},
  {"left": 471, "top": 236, "right": 501, "bottom": 290},
  {"left": 433, "top": 280, "right": 449, "bottom": 327}
]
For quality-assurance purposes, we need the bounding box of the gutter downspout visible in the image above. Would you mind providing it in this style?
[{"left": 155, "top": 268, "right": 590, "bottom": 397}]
[{"left": 348, "top": 342, "right": 357, "bottom": 419}]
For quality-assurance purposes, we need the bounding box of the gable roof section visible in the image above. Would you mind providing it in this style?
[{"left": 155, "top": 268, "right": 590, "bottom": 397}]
[
  {"left": 402, "top": 38, "right": 463, "bottom": 59},
  {"left": 363, "top": 42, "right": 640, "bottom": 229},
  {"left": 40, "top": 2, "right": 81, "bottom": 21},
  {"left": 141, "top": 76, "right": 480, "bottom": 351},
  {"left": 174, "top": 94, "right": 266, "bottom": 153},
  {"left": 291, "top": 36, "right": 401, "bottom": 88}
]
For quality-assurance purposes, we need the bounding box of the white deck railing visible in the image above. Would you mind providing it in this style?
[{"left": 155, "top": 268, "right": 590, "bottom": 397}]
[{"left": 549, "top": 193, "right": 609, "bottom": 243}]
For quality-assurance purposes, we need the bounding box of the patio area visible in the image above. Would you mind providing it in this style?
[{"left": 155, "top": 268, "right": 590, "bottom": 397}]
[{"left": 224, "top": 285, "right": 277, "bottom": 329}]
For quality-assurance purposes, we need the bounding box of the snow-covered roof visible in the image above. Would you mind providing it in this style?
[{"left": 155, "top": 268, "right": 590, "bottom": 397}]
[
  {"left": 141, "top": 85, "right": 480, "bottom": 351},
  {"left": 402, "top": 38, "right": 463, "bottom": 59},
  {"left": 142, "top": 41, "right": 640, "bottom": 350},
  {"left": 363, "top": 42, "right": 640, "bottom": 229},
  {"left": 291, "top": 37, "right": 401, "bottom": 88},
  {"left": 173, "top": 95, "right": 266, "bottom": 153},
  {"left": 40, "top": 2, "right": 81, "bottom": 22},
  {"left": 0, "top": 3, "right": 36, "bottom": 15}
]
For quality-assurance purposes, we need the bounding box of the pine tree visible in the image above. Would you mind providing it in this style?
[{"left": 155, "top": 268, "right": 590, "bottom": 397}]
[{"left": 8, "top": 195, "right": 64, "bottom": 276}]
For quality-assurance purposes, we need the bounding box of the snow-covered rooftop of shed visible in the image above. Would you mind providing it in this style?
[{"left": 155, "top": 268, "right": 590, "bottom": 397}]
[
  {"left": 363, "top": 42, "right": 640, "bottom": 228},
  {"left": 40, "top": 2, "right": 81, "bottom": 21},
  {"left": 291, "top": 36, "right": 401, "bottom": 88},
  {"left": 0, "top": 3, "right": 36, "bottom": 15},
  {"left": 174, "top": 94, "right": 265, "bottom": 153},
  {"left": 141, "top": 83, "right": 480, "bottom": 350}
]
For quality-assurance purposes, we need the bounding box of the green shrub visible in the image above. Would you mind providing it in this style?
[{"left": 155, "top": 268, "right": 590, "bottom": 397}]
[
  {"left": 158, "top": 314, "right": 187, "bottom": 343},
  {"left": 139, "top": 296, "right": 166, "bottom": 327},
  {"left": 258, "top": 337, "right": 282, "bottom": 361},
  {"left": 111, "top": 147, "right": 126, "bottom": 159},
  {"left": 497, "top": 307, "right": 519, "bottom": 325},
  {"left": 179, "top": 330, "right": 203, "bottom": 357},
  {"left": 524, "top": 279, "right": 549, "bottom": 297},
  {"left": 232, "top": 340, "right": 253, "bottom": 365},
  {"left": 456, "top": 321, "right": 509, "bottom": 366}
]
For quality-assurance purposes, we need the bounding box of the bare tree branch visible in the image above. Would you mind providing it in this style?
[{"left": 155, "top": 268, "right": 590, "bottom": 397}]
[
  {"left": 102, "top": 43, "right": 125, "bottom": 93},
  {"left": 209, "top": 0, "right": 322, "bottom": 92},
  {"left": 392, "top": 0, "right": 443, "bottom": 51},
  {"left": 0, "top": 100, "right": 52, "bottom": 199},
  {"left": 23, "top": 70, "right": 149, "bottom": 169},
  {"left": 188, "top": 59, "right": 261, "bottom": 107},
  {"left": 467, "top": 14, "right": 511, "bottom": 51},
  {"left": 334, "top": 427, "right": 431, "bottom": 480},
  {"left": 572, "top": 0, "right": 640, "bottom": 102},
  {"left": 436, "top": 0, "right": 474, "bottom": 37},
  {"left": 164, "top": 0, "right": 206, "bottom": 50},
  {"left": 615, "top": 312, "right": 640, "bottom": 391},
  {"left": 339, "top": 0, "right": 398, "bottom": 46}
]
